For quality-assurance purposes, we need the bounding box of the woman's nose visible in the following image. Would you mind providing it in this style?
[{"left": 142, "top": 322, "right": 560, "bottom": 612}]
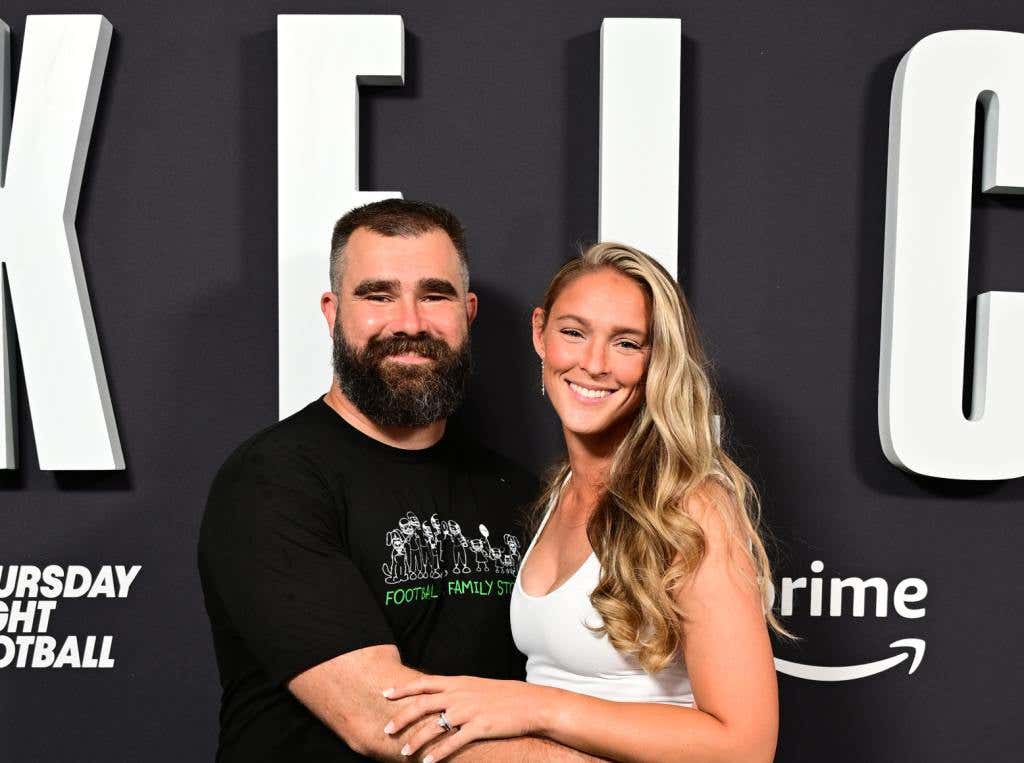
[{"left": 579, "top": 340, "right": 609, "bottom": 377}]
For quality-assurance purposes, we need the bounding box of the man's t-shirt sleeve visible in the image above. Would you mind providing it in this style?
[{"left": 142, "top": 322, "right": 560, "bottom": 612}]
[{"left": 199, "top": 439, "right": 395, "bottom": 686}]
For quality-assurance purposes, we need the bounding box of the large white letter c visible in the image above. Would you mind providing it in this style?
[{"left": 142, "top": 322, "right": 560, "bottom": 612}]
[{"left": 880, "top": 30, "right": 1024, "bottom": 480}]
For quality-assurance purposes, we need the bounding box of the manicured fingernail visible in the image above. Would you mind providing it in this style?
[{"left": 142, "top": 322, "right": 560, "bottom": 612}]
[
  {"left": 400, "top": 744, "right": 411, "bottom": 756},
  {"left": 383, "top": 722, "right": 394, "bottom": 734},
  {"left": 424, "top": 756, "right": 434, "bottom": 763},
  {"left": 382, "top": 687, "right": 394, "bottom": 698}
]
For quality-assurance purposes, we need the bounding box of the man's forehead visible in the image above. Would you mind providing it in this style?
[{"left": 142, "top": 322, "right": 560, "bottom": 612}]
[{"left": 342, "top": 228, "right": 462, "bottom": 287}]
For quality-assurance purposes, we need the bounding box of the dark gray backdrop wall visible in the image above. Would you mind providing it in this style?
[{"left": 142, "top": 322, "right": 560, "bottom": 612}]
[{"left": 1, "top": 1, "right": 1022, "bottom": 760}]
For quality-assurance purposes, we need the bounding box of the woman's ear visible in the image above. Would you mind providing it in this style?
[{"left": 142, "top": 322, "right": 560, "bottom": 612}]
[{"left": 531, "top": 307, "right": 546, "bottom": 359}]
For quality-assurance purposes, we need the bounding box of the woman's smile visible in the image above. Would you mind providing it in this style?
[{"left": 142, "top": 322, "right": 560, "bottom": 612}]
[{"left": 565, "top": 380, "right": 617, "bottom": 402}]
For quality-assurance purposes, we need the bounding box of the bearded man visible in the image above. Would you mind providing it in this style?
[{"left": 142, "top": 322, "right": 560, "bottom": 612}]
[{"left": 198, "top": 200, "right": 598, "bottom": 762}]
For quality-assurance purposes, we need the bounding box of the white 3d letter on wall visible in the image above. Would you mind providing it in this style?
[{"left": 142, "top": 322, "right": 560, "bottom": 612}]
[
  {"left": 278, "top": 15, "right": 404, "bottom": 419},
  {"left": 0, "top": 15, "right": 122, "bottom": 470},
  {"left": 880, "top": 30, "right": 1024, "bottom": 480},
  {"left": 599, "top": 18, "right": 681, "bottom": 277}
]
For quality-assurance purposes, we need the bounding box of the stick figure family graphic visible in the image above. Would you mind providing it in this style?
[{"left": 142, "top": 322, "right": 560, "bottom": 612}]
[{"left": 382, "top": 511, "right": 522, "bottom": 585}]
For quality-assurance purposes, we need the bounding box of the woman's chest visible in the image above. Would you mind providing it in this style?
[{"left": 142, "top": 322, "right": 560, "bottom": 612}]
[{"left": 519, "top": 517, "right": 593, "bottom": 596}]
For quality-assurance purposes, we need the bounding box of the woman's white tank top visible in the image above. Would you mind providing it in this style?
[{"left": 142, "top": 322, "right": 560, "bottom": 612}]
[{"left": 510, "top": 485, "right": 695, "bottom": 706}]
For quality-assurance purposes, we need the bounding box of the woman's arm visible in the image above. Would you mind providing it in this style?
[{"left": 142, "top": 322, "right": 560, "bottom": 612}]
[
  {"left": 532, "top": 486, "right": 778, "bottom": 762},
  {"left": 386, "top": 486, "right": 778, "bottom": 763}
]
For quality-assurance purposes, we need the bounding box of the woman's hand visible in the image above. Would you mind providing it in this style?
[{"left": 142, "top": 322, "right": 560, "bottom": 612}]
[{"left": 382, "top": 675, "right": 548, "bottom": 761}]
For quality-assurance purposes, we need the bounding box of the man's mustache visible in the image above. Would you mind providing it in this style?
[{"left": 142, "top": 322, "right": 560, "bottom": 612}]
[{"left": 361, "top": 334, "right": 453, "bottom": 363}]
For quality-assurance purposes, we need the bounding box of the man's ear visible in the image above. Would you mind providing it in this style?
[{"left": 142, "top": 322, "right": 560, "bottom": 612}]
[
  {"left": 321, "top": 291, "right": 339, "bottom": 336},
  {"left": 531, "top": 307, "right": 546, "bottom": 359},
  {"left": 465, "top": 291, "right": 479, "bottom": 325}
]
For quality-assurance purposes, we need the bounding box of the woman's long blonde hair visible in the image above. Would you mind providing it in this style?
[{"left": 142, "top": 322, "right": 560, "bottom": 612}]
[{"left": 534, "top": 242, "right": 791, "bottom": 672}]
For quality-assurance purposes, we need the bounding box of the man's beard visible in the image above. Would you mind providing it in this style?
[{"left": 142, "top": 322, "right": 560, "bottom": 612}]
[{"left": 332, "top": 321, "right": 472, "bottom": 428}]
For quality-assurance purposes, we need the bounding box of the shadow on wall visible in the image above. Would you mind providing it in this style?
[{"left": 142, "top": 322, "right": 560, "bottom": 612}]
[
  {"left": 561, "top": 31, "right": 600, "bottom": 258},
  {"left": 452, "top": 277, "right": 555, "bottom": 474},
  {"left": 360, "top": 31, "right": 423, "bottom": 192}
]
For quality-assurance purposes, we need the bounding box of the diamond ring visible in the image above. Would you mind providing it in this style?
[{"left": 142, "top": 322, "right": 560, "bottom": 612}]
[{"left": 437, "top": 711, "right": 454, "bottom": 733}]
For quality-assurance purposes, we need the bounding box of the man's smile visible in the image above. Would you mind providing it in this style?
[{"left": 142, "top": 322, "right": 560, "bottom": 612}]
[{"left": 385, "top": 352, "right": 433, "bottom": 365}]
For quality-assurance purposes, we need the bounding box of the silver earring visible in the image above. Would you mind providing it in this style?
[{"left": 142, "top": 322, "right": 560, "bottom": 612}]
[{"left": 540, "top": 360, "right": 545, "bottom": 396}]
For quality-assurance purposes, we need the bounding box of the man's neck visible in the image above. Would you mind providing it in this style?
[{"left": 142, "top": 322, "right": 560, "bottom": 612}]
[{"left": 322, "top": 383, "right": 447, "bottom": 450}]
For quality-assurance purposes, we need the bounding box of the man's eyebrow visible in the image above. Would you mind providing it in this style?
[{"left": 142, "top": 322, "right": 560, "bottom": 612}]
[
  {"left": 352, "top": 279, "right": 400, "bottom": 296},
  {"left": 418, "top": 278, "right": 458, "bottom": 296},
  {"left": 555, "top": 313, "right": 646, "bottom": 337}
]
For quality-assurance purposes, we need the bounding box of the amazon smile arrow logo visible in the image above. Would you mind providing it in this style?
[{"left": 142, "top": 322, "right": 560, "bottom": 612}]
[
  {"left": 769, "top": 561, "right": 929, "bottom": 682},
  {"left": 774, "top": 638, "right": 926, "bottom": 682}
]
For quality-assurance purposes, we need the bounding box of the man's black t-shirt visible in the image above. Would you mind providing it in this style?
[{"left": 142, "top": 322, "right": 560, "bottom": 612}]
[{"left": 198, "top": 399, "right": 537, "bottom": 762}]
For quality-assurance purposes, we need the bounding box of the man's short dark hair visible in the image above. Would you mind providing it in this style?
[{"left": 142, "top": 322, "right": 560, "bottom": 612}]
[{"left": 330, "top": 199, "right": 469, "bottom": 293}]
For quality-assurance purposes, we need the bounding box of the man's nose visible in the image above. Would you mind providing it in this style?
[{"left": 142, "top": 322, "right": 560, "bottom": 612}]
[{"left": 391, "top": 295, "right": 427, "bottom": 336}]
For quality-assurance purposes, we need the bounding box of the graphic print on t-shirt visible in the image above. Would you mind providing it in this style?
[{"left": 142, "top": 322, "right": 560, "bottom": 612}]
[{"left": 382, "top": 511, "right": 522, "bottom": 585}]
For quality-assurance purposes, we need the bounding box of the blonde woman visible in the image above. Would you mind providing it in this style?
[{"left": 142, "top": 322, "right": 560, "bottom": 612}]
[{"left": 382, "top": 243, "right": 785, "bottom": 762}]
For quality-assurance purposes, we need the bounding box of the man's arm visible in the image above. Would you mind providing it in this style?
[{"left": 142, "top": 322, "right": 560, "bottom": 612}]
[
  {"left": 203, "top": 442, "right": 600, "bottom": 760},
  {"left": 288, "top": 645, "right": 605, "bottom": 761}
]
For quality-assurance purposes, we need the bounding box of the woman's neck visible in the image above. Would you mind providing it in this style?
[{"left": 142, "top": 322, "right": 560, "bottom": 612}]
[{"left": 562, "top": 423, "right": 629, "bottom": 517}]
